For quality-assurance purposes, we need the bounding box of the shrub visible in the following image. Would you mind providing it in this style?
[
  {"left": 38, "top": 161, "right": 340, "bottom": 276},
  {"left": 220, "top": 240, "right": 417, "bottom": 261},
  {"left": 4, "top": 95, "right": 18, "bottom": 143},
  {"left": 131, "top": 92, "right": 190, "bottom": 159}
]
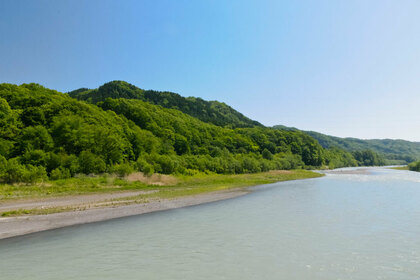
[
  {"left": 142, "top": 164, "right": 154, "bottom": 176},
  {"left": 0, "top": 158, "right": 47, "bottom": 184},
  {"left": 50, "top": 167, "right": 71, "bottom": 180},
  {"left": 241, "top": 156, "right": 261, "bottom": 173},
  {"left": 78, "top": 151, "right": 106, "bottom": 174},
  {"left": 0, "top": 139, "right": 13, "bottom": 157},
  {"left": 183, "top": 168, "right": 200, "bottom": 176},
  {"left": 408, "top": 161, "right": 420, "bottom": 171},
  {"left": 111, "top": 163, "right": 134, "bottom": 177},
  {"left": 0, "top": 155, "right": 6, "bottom": 175},
  {"left": 0, "top": 158, "right": 26, "bottom": 183},
  {"left": 21, "top": 149, "right": 48, "bottom": 166},
  {"left": 23, "top": 165, "right": 47, "bottom": 183},
  {"left": 135, "top": 158, "right": 154, "bottom": 176}
]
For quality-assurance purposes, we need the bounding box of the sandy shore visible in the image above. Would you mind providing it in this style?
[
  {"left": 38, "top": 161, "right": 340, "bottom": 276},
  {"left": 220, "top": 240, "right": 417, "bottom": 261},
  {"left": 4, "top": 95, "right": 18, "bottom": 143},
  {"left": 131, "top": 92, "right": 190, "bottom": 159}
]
[{"left": 0, "top": 189, "right": 248, "bottom": 240}]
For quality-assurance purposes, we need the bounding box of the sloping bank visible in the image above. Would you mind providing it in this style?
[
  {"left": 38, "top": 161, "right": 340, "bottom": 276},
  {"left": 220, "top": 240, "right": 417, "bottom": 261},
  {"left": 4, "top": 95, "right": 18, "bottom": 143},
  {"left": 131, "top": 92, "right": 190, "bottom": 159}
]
[{"left": 0, "top": 170, "right": 323, "bottom": 239}]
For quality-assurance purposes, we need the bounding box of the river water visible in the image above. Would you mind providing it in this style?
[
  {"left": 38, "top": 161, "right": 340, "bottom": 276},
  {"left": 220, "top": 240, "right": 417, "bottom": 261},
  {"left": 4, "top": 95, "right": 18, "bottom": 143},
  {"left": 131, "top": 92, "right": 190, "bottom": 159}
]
[{"left": 1, "top": 168, "right": 420, "bottom": 279}]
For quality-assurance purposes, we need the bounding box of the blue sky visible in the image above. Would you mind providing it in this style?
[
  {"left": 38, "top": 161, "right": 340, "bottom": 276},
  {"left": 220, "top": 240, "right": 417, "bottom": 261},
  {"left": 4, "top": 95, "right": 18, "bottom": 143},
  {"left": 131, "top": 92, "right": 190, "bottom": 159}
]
[{"left": 1, "top": 0, "right": 419, "bottom": 141}]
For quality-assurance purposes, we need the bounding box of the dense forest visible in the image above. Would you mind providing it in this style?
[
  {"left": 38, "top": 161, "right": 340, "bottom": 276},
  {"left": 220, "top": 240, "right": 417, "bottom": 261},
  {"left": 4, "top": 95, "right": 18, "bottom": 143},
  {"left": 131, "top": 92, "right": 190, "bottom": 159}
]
[
  {"left": 68, "top": 81, "right": 261, "bottom": 128},
  {"left": 0, "top": 82, "right": 410, "bottom": 184},
  {"left": 273, "top": 125, "right": 420, "bottom": 164}
]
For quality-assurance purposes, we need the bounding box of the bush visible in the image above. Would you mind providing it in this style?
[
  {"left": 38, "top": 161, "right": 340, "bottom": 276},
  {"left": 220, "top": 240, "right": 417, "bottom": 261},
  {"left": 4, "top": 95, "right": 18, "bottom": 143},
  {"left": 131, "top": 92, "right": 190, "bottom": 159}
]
[
  {"left": 408, "top": 161, "right": 420, "bottom": 171},
  {"left": 21, "top": 149, "right": 48, "bottom": 166},
  {"left": 0, "top": 158, "right": 47, "bottom": 184},
  {"left": 135, "top": 158, "right": 154, "bottom": 176},
  {"left": 262, "top": 148, "right": 273, "bottom": 160},
  {"left": 182, "top": 168, "right": 199, "bottom": 176},
  {"left": 142, "top": 164, "right": 154, "bottom": 176},
  {"left": 0, "top": 139, "right": 13, "bottom": 157},
  {"left": 0, "top": 158, "right": 26, "bottom": 183},
  {"left": 63, "top": 154, "right": 80, "bottom": 176},
  {"left": 23, "top": 165, "right": 48, "bottom": 183},
  {"left": 241, "top": 156, "right": 261, "bottom": 173},
  {"left": 50, "top": 167, "right": 71, "bottom": 180},
  {"left": 111, "top": 163, "right": 134, "bottom": 177},
  {"left": 0, "top": 155, "right": 6, "bottom": 175},
  {"left": 78, "top": 151, "right": 106, "bottom": 174}
]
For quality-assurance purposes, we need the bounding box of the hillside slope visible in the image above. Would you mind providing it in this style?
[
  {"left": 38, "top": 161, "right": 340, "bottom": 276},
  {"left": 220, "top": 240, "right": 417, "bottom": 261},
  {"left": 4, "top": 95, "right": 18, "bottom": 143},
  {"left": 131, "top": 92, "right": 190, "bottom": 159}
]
[
  {"left": 68, "top": 81, "right": 262, "bottom": 128},
  {"left": 1, "top": 83, "right": 344, "bottom": 183}
]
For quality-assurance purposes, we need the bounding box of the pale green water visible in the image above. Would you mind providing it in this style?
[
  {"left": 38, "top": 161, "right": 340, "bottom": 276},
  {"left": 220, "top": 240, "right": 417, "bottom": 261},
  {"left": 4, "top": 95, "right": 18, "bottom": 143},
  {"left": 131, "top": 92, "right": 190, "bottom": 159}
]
[{"left": 1, "top": 168, "right": 420, "bottom": 279}]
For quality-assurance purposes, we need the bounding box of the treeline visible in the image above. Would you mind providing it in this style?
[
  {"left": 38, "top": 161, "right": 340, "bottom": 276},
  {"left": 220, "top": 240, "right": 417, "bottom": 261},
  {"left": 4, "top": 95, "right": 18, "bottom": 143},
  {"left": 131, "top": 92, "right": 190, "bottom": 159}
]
[
  {"left": 0, "top": 82, "right": 387, "bottom": 184},
  {"left": 297, "top": 129, "right": 420, "bottom": 164}
]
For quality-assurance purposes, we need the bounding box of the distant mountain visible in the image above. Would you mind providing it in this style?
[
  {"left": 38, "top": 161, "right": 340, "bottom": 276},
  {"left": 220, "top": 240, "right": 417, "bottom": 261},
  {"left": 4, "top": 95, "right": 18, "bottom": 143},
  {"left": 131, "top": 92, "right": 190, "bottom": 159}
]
[
  {"left": 273, "top": 125, "right": 420, "bottom": 163},
  {"left": 68, "top": 81, "right": 262, "bottom": 128}
]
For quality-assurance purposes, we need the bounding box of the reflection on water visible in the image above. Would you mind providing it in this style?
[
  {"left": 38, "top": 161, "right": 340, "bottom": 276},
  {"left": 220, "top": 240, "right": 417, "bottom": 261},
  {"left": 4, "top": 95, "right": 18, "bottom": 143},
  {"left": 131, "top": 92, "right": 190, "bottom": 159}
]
[{"left": 1, "top": 168, "right": 420, "bottom": 280}]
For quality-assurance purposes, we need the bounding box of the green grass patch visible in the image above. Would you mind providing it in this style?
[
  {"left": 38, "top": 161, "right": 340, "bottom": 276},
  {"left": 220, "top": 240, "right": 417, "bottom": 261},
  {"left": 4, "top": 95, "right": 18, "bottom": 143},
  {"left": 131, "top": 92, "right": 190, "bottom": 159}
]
[
  {"left": 0, "top": 170, "right": 323, "bottom": 205},
  {"left": 1, "top": 207, "right": 74, "bottom": 217},
  {"left": 389, "top": 166, "right": 409, "bottom": 170},
  {"left": 0, "top": 176, "right": 150, "bottom": 202},
  {"left": 140, "top": 170, "right": 323, "bottom": 200}
]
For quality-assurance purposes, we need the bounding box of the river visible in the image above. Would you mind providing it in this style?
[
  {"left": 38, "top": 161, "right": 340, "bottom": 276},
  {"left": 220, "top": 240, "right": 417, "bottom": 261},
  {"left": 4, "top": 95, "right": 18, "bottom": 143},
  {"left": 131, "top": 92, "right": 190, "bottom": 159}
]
[{"left": 0, "top": 167, "right": 419, "bottom": 279}]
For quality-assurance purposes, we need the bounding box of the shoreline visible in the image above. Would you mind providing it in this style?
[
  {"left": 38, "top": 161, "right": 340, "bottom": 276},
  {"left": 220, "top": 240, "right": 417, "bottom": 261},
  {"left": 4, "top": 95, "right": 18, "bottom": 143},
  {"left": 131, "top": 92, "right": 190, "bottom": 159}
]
[
  {"left": 0, "top": 170, "right": 323, "bottom": 240},
  {"left": 0, "top": 189, "right": 249, "bottom": 240}
]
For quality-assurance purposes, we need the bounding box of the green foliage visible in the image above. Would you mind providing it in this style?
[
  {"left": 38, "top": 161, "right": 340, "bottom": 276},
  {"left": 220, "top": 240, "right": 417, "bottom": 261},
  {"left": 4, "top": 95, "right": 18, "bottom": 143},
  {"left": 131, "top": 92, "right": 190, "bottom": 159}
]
[
  {"left": 323, "top": 147, "right": 358, "bottom": 169},
  {"left": 0, "top": 138, "right": 13, "bottom": 157},
  {"left": 78, "top": 151, "right": 106, "bottom": 174},
  {"left": 97, "top": 98, "right": 259, "bottom": 156},
  {"left": 50, "top": 167, "right": 71, "bottom": 180},
  {"left": 0, "top": 97, "right": 19, "bottom": 140},
  {"left": 352, "top": 150, "right": 386, "bottom": 166},
  {"left": 110, "top": 163, "right": 134, "bottom": 177},
  {"left": 0, "top": 156, "right": 6, "bottom": 175},
  {"left": 262, "top": 148, "right": 273, "bottom": 160},
  {"left": 408, "top": 161, "right": 420, "bottom": 172},
  {"left": 68, "top": 81, "right": 262, "bottom": 128},
  {"left": 0, "top": 158, "right": 47, "bottom": 184},
  {"left": 135, "top": 158, "right": 154, "bottom": 175},
  {"left": 1, "top": 158, "right": 27, "bottom": 184},
  {"left": 299, "top": 129, "right": 419, "bottom": 164},
  {"left": 21, "top": 149, "right": 49, "bottom": 166},
  {"left": 0, "top": 82, "right": 373, "bottom": 183}
]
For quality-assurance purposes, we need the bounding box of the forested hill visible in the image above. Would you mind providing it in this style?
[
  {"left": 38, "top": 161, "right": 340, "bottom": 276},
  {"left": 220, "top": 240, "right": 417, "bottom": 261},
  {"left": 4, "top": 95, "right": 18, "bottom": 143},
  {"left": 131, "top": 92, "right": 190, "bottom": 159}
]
[
  {"left": 68, "top": 81, "right": 262, "bottom": 128},
  {"left": 1, "top": 82, "right": 401, "bottom": 184},
  {"left": 2, "top": 82, "right": 359, "bottom": 184},
  {"left": 273, "top": 125, "right": 420, "bottom": 164}
]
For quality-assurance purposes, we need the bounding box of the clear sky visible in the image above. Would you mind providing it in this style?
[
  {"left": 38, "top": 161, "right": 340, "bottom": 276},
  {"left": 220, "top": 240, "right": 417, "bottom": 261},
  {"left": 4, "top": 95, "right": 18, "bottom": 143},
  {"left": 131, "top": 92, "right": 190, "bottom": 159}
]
[{"left": 1, "top": 0, "right": 419, "bottom": 141}]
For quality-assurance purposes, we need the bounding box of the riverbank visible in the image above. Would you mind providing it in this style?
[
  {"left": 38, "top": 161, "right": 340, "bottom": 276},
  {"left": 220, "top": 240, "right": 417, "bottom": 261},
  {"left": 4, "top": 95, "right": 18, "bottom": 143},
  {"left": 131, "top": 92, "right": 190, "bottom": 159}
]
[{"left": 0, "top": 170, "right": 322, "bottom": 239}]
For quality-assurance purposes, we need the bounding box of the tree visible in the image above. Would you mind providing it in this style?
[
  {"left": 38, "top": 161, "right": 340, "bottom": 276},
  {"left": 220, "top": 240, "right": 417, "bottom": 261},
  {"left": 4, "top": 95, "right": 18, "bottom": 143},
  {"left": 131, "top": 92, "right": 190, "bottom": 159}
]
[
  {"left": 262, "top": 148, "right": 273, "bottom": 160},
  {"left": 78, "top": 151, "right": 106, "bottom": 174}
]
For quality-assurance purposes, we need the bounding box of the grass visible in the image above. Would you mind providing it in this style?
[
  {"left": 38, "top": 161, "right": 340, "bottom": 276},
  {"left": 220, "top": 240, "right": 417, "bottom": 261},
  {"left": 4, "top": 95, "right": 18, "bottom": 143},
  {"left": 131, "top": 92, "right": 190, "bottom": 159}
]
[
  {"left": 142, "top": 170, "right": 323, "bottom": 200},
  {"left": 1, "top": 207, "right": 75, "bottom": 217},
  {"left": 0, "top": 170, "right": 323, "bottom": 217},
  {"left": 0, "top": 175, "right": 151, "bottom": 202},
  {"left": 389, "top": 166, "right": 409, "bottom": 170}
]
